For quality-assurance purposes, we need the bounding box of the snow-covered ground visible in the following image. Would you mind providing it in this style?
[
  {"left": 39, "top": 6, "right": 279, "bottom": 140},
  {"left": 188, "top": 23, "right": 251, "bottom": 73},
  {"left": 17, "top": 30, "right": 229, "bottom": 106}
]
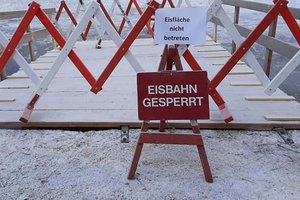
[{"left": 0, "top": 129, "right": 299, "bottom": 199}]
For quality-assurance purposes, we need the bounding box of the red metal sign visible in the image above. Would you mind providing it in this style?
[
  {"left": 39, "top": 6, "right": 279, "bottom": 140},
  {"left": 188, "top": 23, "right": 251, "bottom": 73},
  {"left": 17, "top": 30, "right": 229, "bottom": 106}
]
[{"left": 137, "top": 71, "right": 209, "bottom": 120}]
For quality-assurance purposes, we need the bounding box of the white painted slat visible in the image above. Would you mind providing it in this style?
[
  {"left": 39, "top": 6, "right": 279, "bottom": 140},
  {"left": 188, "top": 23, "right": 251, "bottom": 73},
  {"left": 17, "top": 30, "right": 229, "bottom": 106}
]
[
  {"left": 230, "top": 82, "right": 263, "bottom": 86},
  {"left": 0, "top": 98, "right": 15, "bottom": 102},
  {"left": 229, "top": 71, "right": 255, "bottom": 75},
  {"left": 245, "top": 96, "right": 296, "bottom": 101},
  {"left": 0, "top": 86, "right": 30, "bottom": 89},
  {"left": 264, "top": 115, "right": 300, "bottom": 121}
]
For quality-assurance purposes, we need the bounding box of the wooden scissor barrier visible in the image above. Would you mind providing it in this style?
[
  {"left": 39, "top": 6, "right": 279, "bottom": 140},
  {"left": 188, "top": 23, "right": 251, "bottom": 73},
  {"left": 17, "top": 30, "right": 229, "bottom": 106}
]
[
  {"left": 0, "top": 31, "right": 41, "bottom": 86},
  {"left": 1, "top": 0, "right": 299, "bottom": 123},
  {"left": 0, "top": 1, "right": 96, "bottom": 122},
  {"left": 0, "top": 0, "right": 232, "bottom": 123},
  {"left": 54, "top": 0, "right": 137, "bottom": 48},
  {"left": 54, "top": 0, "right": 94, "bottom": 40},
  {"left": 118, "top": 0, "right": 155, "bottom": 37},
  {"left": 209, "top": 0, "right": 300, "bottom": 98},
  {"left": 17, "top": 1, "right": 144, "bottom": 122},
  {"left": 118, "top": 0, "right": 192, "bottom": 37},
  {"left": 0, "top": 1, "right": 94, "bottom": 85},
  {"left": 171, "top": 0, "right": 300, "bottom": 116},
  {"left": 95, "top": 0, "right": 135, "bottom": 48}
]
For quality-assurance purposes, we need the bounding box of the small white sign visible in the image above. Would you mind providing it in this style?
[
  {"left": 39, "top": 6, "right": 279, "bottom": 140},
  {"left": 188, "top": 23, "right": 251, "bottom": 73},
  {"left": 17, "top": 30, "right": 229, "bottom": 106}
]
[{"left": 154, "top": 7, "right": 207, "bottom": 45}]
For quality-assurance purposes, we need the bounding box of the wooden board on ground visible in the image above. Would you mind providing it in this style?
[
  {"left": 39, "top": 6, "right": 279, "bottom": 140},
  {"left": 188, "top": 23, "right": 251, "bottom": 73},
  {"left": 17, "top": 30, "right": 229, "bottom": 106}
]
[{"left": 0, "top": 38, "right": 299, "bottom": 130}]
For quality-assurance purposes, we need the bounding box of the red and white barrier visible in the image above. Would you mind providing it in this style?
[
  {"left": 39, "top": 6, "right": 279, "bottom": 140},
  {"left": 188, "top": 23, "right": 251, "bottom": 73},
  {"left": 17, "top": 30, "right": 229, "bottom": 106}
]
[
  {"left": 0, "top": 1, "right": 95, "bottom": 122},
  {"left": 20, "top": 0, "right": 145, "bottom": 123},
  {"left": 209, "top": 0, "right": 300, "bottom": 98}
]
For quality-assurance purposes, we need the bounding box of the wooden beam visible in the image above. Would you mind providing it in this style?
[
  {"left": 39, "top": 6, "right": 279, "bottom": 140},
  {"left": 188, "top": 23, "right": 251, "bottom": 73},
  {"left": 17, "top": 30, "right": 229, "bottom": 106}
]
[
  {"left": 0, "top": 8, "right": 56, "bottom": 20},
  {"left": 230, "top": 82, "right": 262, "bottom": 86},
  {"left": 222, "top": 0, "right": 300, "bottom": 20},
  {"left": 0, "top": 98, "right": 15, "bottom": 102},
  {"left": 245, "top": 96, "right": 296, "bottom": 101},
  {"left": 0, "top": 86, "right": 30, "bottom": 89},
  {"left": 20, "top": 29, "right": 50, "bottom": 45},
  {"left": 229, "top": 71, "right": 254, "bottom": 75},
  {"left": 264, "top": 115, "right": 300, "bottom": 121},
  {"left": 210, "top": 17, "right": 300, "bottom": 59}
]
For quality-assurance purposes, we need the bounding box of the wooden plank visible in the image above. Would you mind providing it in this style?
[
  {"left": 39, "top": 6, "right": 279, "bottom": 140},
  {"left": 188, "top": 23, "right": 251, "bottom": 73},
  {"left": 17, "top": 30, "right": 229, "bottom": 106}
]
[
  {"left": 197, "top": 43, "right": 221, "bottom": 47},
  {"left": 212, "top": 62, "right": 246, "bottom": 66},
  {"left": 20, "top": 29, "right": 51, "bottom": 45},
  {"left": 7, "top": 76, "right": 30, "bottom": 79},
  {"left": 264, "top": 115, "right": 300, "bottom": 121},
  {"left": 33, "top": 68, "right": 50, "bottom": 71},
  {"left": 197, "top": 49, "right": 227, "bottom": 53},
  {"left": 0, "top": 38, "right": 299, "bottom": 130},
  {"left": 0, "top": 110, "right": 299, "bottom": 130},
  {"left": 200, "top": 55, "right": 231, "bottom": 58},
  {"left": 229, "top": 71, "right": 255, "bottom": 75},
  {"left": 0, "top": 98, "right": 15, "bottom": 102},
  {"left": 245, "top": 96, "right": 296, "bottom": 101},
  {"left": 230, "top": 82, "right": 263, "bottom": 86},
  {"left": 0, "top": 86, "right": 30, "bottom": 89}
]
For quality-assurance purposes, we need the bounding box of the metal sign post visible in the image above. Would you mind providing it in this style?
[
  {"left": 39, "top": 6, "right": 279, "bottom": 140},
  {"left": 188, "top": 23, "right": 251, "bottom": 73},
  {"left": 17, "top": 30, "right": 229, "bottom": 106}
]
[{"left": 128, "top": 45, "right": 213, "bottom": 183}]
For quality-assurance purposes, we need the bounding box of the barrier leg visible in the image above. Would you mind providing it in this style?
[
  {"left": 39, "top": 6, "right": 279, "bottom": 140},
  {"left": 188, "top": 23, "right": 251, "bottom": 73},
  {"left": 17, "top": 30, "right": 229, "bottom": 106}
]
[
  {"left": 128, "top": 142, "right": 144, "bottom": 179},
  {"left": 191, "top": 120, "right": 213, "bottom": 183}
]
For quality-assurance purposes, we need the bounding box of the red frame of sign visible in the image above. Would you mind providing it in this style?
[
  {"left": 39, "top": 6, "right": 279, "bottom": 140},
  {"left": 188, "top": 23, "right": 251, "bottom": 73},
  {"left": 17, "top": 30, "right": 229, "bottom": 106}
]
[{"left": 137, "top": 71, "right": 209, "bottom": 120}]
